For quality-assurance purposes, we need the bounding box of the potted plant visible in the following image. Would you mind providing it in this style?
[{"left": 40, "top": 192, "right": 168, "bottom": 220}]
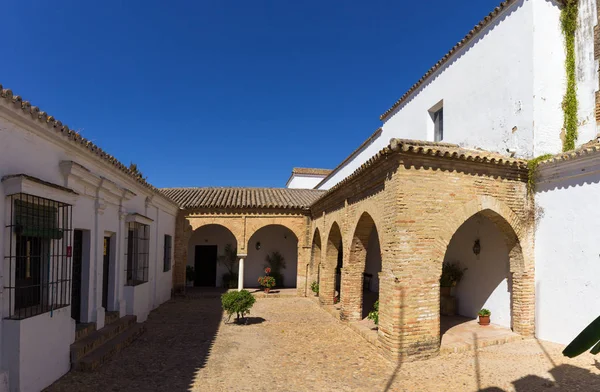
[
  {"left": 186, "top": 265, "right": 195, "bottom": 287},
  {"left": 478, "top": 308, "right": 491, "bottom": 326},
  {"left": 310, "top": 281, "right": 319, "bottom": 296},
  {"left": 440, "top": 261, "right": 467, "bottom": 296},
  {"left": 258, "top": 268, "right": 276, "bottom": 293},
  {"left": 367, "top": 300, "right": 379, "bottom": 326}
]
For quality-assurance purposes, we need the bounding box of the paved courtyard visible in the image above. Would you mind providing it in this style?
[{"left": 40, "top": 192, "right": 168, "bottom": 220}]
[{"left": 46, "top": 296, "right": 600, "bottom": 392}]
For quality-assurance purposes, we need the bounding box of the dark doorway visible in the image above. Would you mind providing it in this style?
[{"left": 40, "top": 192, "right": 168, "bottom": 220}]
[
  {"left": 102, "top": 237, "right": 111, "bottom": 309},
  {"left": 194, "top": 245, "right": 218, "bottom": 287},
  {"left": 71, "top": 230, "right": 83, "bottom": 322}
]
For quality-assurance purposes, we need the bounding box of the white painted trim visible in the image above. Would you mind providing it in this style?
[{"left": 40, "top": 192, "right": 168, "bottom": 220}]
[
  {"left": 1, "top": 175, "right": 78, "bottom": 205},
  {"left": 126, "top": 213, "right": 154, "bottom": 225}
]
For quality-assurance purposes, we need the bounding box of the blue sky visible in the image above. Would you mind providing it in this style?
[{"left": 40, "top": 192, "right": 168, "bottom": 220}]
[{"left": 2, "top": 1, "right": 501, "bottom": 188}]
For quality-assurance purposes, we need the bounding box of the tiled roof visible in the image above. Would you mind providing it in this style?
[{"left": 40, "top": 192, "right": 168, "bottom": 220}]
[
  {"left": 314, "top": 138, "right": 527, "bottom": 204},
  {"left": 160, "top": 187, "right": 326, "bottom": 210},
  {"left": 0, "top": 84, "right": 173, "bottom": 202},
  {"left": 380, "top": 0, "right": 568, "bottom": 120},
  {"left": 291, "top": 168, "right": 332, "bottom": 176},
  {"left": 537, "top": 138, "right": 600, "bottom": 166}
]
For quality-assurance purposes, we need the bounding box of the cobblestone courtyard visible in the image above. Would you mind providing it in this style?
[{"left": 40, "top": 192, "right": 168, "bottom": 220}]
[{"left": 47, "top": 296, "right": 600, "bottom": 392}]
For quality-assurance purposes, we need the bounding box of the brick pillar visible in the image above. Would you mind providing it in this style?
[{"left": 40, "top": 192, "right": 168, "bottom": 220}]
[
  {"left": 340, "top": 265, "right": 363, "bottom": 321},
  {"left": 511, "top": 267, "right": 535, "bottom": 337},
  {"left": 319, "top": 263, "right": 335, "bottom": 305},
  {"left": 378, "top": 272, "right": 440, "bottom": 362},
  {"left": 296, "top": 246, "right": 311, "bottom": 297}
]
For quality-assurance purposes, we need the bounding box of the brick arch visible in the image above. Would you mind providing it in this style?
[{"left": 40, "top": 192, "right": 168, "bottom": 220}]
[
  {"left": 341, "top": 211, "right": 382, "bottom": 321},
  {"left": 434, "top": 195, "right": 534, "bottom": 337},
  {"left": 319, "top": 222, "right": 343, "bottom": 305},
  {"left": 245, "top": 220, "right": 305, "bottom": 249},
  {"left": 186, "top": 218, "right": 245, "bottom": 253},
  {"left": 435, "top": 195, "right": 529, "bottom": 273},
  {"left": 309, "top": 228, "right": 322, "bottom": 290}
]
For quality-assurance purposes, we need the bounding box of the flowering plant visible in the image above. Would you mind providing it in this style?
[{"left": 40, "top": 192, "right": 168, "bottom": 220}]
[
  {"left": 264, "top": 267, "right": 271, "bottom": 275},
  {"left": 258, "top": 275, "right": 276, "bottom": 288},
  {"left": 333, "top": 295, "right": 340, "bottom": 304}
]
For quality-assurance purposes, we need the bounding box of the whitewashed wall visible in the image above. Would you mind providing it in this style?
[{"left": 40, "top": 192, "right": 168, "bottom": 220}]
[
  {"left": 187, "top": 224, "right": 238, "bottom": 288},
  {"left": 245, "top": 225, "right": 298, "bottom": 288},
  {"left": 319, "top": 0, "right": 598, "bottom": 190},
  {"left": 444, "top": 215, "right": 511, "bottom": 329},
  {"left": 535, "top": 157, "right": 600, "bottom": 344},
  {"left": 0, "top": 103, "right": 178, "bottom": 392},
  {"left": 286, "top": 174, "right": 327, "bottom": 189}
]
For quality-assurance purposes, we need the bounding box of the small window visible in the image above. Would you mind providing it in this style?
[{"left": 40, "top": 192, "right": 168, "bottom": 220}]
[
  {"left": 163, "top": 235, "right": 172, "bottom": 272},
  {"left": 5, "top": 193, "right": 73, "bottom": 319},
  {"left": 433, "top": 107, "right": 443, "bottom": 142},
  {"left": 125, "top": 222, "right": 149, "bottom": 286}
]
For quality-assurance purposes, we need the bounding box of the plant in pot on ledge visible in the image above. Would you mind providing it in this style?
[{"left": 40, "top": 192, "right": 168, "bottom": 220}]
[
  {"left": 478, "top": 308, "right": 491, "bottom": 326},
  {"left": 258, "top": 268, "right": 276, "bottom": 293},
  {"left": 439, "top": 261, "right": 466, "bottom": 316},
  {"left": 186, "top": 265, "right": 195, "bottom": 287},
  {"left": 218, "top": 244, "right": 239, "bottom": 289}
]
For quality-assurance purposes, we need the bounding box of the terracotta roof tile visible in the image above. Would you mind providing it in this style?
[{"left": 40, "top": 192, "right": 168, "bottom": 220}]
[
  {"left": 537, "top": 138, "right": 600, "bottom": 166},
  {"left": 159, "top": 187, "right": 325, "bottom": 210}
]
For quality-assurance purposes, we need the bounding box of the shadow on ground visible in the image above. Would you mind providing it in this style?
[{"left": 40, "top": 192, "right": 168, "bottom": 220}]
[{"left": 45, "top": 289, "right": 227, "bottom": 392}]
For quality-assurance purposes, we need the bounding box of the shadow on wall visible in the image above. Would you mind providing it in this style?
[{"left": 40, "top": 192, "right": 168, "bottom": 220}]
[{"left": 45, "top": 293, "right": 226, "bottom": 391}]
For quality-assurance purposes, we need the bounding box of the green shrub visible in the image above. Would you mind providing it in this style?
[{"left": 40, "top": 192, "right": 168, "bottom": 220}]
[
  {"left": 478, "top": 308, "right": 491, "bottom": 317},
  {"left": 367, "top": 300, "right": 379, "bottom": 325},
  {"left": 221, "top": 290, "right": 256, "bottom": 323},
  {"left": 310, "top": 281, "right": 319, "bottom": 295}
]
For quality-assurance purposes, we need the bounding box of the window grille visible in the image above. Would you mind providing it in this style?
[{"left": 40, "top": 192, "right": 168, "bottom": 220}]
[
  {"left": 125, "top": 222, "right": 149, "bottom": 286},
  {"left": 163, "top": 234, "right": 172, "bottom": 272},
  {"left": 4, "top": 193, "right": 73, "bottom": 319}
]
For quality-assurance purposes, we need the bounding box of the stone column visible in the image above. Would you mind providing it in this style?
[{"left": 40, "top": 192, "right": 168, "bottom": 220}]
[{"left": 237, "top": 255, "right": 246, "bottom": 291}]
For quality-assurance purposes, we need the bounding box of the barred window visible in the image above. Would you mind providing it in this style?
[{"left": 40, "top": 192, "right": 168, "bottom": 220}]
[
  {"left": 163, "top": 234, "right": 172, "bottom": 272},
  {"left": 125, "top": 222, "right": 149, "bottom": 286},
  {"left": 4, "top": 193, "right": 73, "bottom": 319}
]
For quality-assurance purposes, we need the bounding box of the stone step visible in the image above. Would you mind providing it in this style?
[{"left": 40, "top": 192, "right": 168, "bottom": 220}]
[
  {"left": 70, "top": 315, "right": 137, "bottom": 363},
  {"left": 105, "top": 311, "right": 120, "bottom": 326},
  {"left": 74, "top": 323, "right": 96, "bottom": 343},
  {"left": 73, "top": 324, "right": 146, "bottom": 372}
]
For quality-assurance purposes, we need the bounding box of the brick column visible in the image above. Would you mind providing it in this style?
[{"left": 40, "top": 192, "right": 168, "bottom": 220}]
[
  {"left": 511, "top": 267, "right": 535, "bottom": 337},
  {"left": 319, "top": 263, "right": 335, "bottom": 305},
  {"left": 173, "top": 213, "right": 189, "bottom": 292},
  {"left": 378, "top": 272, "right": 440, "bottom": 362},
  {"left": 340, "top": 265, "right": 363, "bottom": 321},
  {"left": 296, "top": 246, "right": 310, "bottom": 296}
]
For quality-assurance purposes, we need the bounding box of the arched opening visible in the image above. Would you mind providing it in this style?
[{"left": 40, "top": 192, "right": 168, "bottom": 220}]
[
  {"left": 246, "top": 225, "right": 298, "bottom": 289},
  {"left": 187, "top": 224, "right": 238, "bottom": 288},
  {"left": 439, "top": 210, "right": 523, "bottom": 351},
  {"left": 320, "top": 222, "right": 342, "bottom": 306},
  {"left": 341, "top": 212, "right": 381, "bottom": 322},
  {"left": 309, "top": 229, "right": 322, "bottom": 296}
]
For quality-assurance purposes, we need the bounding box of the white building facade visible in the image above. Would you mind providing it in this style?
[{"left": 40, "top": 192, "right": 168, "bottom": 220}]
[
  {"left": 0, "top": 89, "right": 179, "bottom": 391},
  {"left": 317, "top": 0, "right": 599, "bottom": 191}
]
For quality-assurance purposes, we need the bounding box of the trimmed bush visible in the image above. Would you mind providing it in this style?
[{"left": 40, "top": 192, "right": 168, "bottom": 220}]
[{"left": 221, "top": 290, "right": 256, "bottom": 323}]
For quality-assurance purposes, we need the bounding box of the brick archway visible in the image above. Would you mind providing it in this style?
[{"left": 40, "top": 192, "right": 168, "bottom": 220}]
[
  {"left": 341, "top": 212, "right": 381, "bottom": 321},
  {"left": 435, "top": 196, "right": 534, "bottom": 340},
  {"left": 320, "top": 222, "right": 342, "bottom": 305},
  {"left": 309, "top": 228, "right": 322, "bottom": 293}
]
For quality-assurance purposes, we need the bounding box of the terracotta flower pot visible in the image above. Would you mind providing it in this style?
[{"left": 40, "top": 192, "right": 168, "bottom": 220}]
[
  {"left": 264, "top": 288, "right": 270, "bottom": 294},
  {"left": 478, "top": 315, "right": 490, "bottom": 326}
]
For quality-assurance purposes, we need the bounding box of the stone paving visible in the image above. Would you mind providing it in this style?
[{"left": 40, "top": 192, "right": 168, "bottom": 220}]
[{"left": 46, "top": 296, "right": 600, "bottom": 391}]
